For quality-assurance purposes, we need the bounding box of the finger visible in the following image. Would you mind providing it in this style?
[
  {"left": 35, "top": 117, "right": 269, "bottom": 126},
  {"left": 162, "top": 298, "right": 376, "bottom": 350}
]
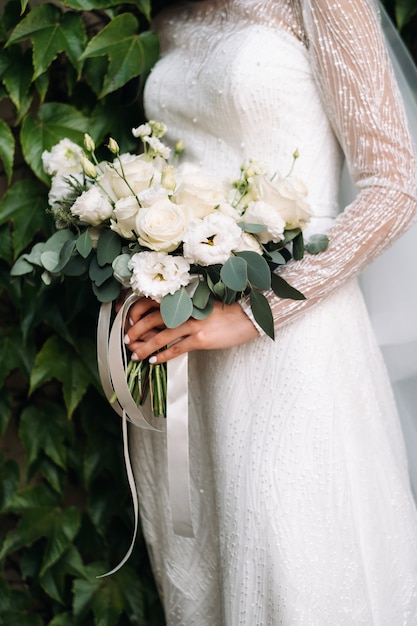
[
  {"left": 125, "top": 309, "right": 165, "bottom": 343},
  {"left": 130, "top": 324, "right": 191, "bottom": 361},
  {"left": 128, "top": 298, "right": 160, "bottom": 324}
]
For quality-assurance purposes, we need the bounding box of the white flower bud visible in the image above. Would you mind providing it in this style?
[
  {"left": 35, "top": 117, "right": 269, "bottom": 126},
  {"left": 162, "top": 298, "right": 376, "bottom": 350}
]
[
  {"left": 84, "top": 133, "right": 95, "bottom": 153},
  {"left": 81, "top": 155, "right": 97, "bottom": 179},
  {"left": 161, "top": 166, "right": 176, "bottom": 191},
  {"left": 107, "top": 138, "right": 119, "bottom": 154}
]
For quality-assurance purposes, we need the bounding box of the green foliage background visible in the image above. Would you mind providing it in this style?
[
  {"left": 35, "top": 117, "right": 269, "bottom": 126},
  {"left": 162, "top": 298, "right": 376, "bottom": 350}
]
[{"left": 0, "top": 0, "right": 416, "bottom": 623}]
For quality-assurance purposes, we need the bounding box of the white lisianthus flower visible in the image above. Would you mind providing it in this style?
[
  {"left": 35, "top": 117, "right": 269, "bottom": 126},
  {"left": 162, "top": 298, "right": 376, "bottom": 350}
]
[
  {"left": 128, "top": 251, "right": 191, "bottom": 302},
  {"left": 234, "top": 231, "right": 263, "bottom": 254},
  {"left": 217, "top": 201, "right": 242, "bottom": 220},
  {"left": 183, "top": 213, "right": 243, "bottom": 266},
  {"left": 111, "top": 195, "right": 141, "bottom": 240},
  {"left": 250, "top": 174, "right": 312, "bottom": 229},
  {"left": 136, "top": 199, "right": 189, "bottom": 252},
  {"left": 174, "top": 170, "right": 228, "bottom": 219},
  {"left": 42, "top": 139, "right": 84, "bottom": 176},
  {"left": 48, "top": 173, "right": 85, "bottom": 213},
  {"left": 144, "top": 136, "right": 171, "bottom": 159},
  {"left": 132, "top": 123, "right": 151, "bottom": 138},
  {"left": 109, "top": 154, "right": 162, "bottom": 199},
  {"left": 243, "top": 200, "right": 286, "bottom": 244},
  {"left": 70, "top": 186, "right": 114, "bottom": 226}
]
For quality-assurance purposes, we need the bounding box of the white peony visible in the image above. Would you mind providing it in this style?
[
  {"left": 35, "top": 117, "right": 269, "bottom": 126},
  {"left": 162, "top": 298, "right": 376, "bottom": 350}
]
[
  {"left": 110, "top": 195, "right": 141, "bottom": 240},
  {"left": 48, "top": 172, "right": 85, "bottom": 213},
  {"left": 70, "top": 185, "right": 114, "bottom": 226},
  {"left": 109, "top": 154, "right": 162, "bottom": 199},
  {"left": 242, "top": 200, "right": 286, "bottom": 244},
  {"left": 128, "top": 251, "right": 191, "bottom": 302},
  {"left": 250, "top": 174, "right": 312, "bottom": 229},
  {"left": 136, "top": 198, "right": 189, "bottom": 252},
  {"left": 42, "top": 139, "right": 84, "bottom": 177},
  {"left": 183, "top": 213, "right": 243, "bottom": 266},
  {"left": 174, "top": 169, "right": 228, "bottom": 219}
]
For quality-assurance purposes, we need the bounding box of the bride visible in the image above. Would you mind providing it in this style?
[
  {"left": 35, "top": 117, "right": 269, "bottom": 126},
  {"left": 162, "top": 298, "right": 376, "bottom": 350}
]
[{"left": 123, "top": 0, "right": 417, "bottom": 623}]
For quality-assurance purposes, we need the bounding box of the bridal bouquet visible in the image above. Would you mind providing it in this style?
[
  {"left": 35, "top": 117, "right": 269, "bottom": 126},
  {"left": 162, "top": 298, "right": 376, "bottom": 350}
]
[{"left": 12, "top": 121, "right": 328, "bottom": 417}]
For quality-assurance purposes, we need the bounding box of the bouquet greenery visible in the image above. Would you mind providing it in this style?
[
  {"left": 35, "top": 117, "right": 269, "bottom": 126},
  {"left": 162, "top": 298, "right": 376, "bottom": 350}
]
[{"left": 12, "top": 121, "right": 328, "bottom": 416}]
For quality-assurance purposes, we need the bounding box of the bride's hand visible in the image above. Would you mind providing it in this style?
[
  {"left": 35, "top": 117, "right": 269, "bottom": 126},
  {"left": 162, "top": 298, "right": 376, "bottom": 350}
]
[{"left": 124, "top": 298, "right": 259, "bottom": 364}]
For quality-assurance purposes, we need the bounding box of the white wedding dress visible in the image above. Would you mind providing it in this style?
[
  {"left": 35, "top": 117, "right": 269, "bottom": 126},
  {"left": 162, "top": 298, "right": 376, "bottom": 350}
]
[{"left": 130, "top": 1, "right": 417, "bottom": 623}]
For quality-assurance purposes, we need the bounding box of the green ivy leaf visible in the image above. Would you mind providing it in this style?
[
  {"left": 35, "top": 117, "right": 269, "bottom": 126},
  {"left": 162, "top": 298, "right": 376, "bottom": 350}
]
[
  {"left": 0, "top": 180, "right": 49, "bottom": 259},
  {"left": 160, "top": 288, "right": 193, "bottom": 328},
  {"left": 271, "top": 273, "right": 306, "bottom": 301},
  {"left": 0, "top": 389, "right": 12, "bottom": 437},
  {"left": 0, "top": 326, "right": 34, "bottom": 387},
  {"left": 80, "top": 17, "right": 159, "bottom": 97},
  {"left": 20, "top": 103, "right": 89, "bottom": 183},
  {"left": 19, "top": 404, "right": 69, "bottom": 473},
  {"left": 3, "top": 483, "right": 59, "bottom": 513},
  {"left": 0, "top": 459, "right": 20, "bottom": 512},
  {"left": 236, "top": 250, "right": 271, "bottom": 290},
  {"left": 0, "top": 223, "right": 13, "bottom": 265},
  {"left": 395, "top": 0, "right": 417, "bottom": 29},
  {"left": 7, "top": 4, "right": 87, "bottom": 80},
  {"left": 0, "top": 46, "right": 33, "bottom": 119},
  {"left": 220, "top": 256, "right": 248, "bottom": 291},
  {"left": 41, "top": 506, "right": 81, "bottom": 575},
  {"left": 30, "top": 336, "right": 94, "bottom": 417},
  {"left": 249, "top": 289, "right": 274, "bottom": 340},
  {"left": 0, "top": 118, "right": 15, "bottom": 183}
]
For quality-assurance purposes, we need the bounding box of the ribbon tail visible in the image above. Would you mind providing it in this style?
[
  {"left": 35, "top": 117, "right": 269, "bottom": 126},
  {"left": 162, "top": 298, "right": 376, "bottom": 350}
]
[
  {"left": 97, "top": 411, "right": 139, "bottom": 578},
  {"left": 167, "top": 354, "right": 194, "bottom": 537}
]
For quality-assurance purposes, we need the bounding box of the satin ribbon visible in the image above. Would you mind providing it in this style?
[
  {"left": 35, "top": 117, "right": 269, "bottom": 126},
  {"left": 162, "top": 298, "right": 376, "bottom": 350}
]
[{"left": 96, "top": 294, "right": 194, "bottom": 576}]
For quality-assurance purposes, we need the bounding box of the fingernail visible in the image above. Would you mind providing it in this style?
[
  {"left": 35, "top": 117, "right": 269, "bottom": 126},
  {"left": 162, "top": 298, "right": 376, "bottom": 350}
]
[
  {"left": 149, "top": 356, "right": 157, "bottom": 364},
  {"left": 131, "top": 353, "right": 139, "bottom": 361},
  {"left": 129, "top": 317, "right": 134, "bottom": 326},
  {"left": 124, "top": 334, "right": 130, "bottom": 344}
]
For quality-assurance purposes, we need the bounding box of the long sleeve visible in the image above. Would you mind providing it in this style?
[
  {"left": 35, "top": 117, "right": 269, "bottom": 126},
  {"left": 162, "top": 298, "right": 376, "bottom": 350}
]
[{"left": 248, "top": 0, "right": 417, "bottom": 329}]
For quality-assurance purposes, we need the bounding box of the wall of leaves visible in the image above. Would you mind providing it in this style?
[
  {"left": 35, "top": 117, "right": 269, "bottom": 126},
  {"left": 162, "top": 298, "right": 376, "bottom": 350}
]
[{"left": 0, "top": 0, "right": 416, "bottom": 624}]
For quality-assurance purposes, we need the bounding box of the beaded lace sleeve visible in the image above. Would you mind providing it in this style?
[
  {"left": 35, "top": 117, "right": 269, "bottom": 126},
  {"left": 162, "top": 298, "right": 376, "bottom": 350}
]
[{"left": 244, "top": 0, "right": 417, "bottom": 330}]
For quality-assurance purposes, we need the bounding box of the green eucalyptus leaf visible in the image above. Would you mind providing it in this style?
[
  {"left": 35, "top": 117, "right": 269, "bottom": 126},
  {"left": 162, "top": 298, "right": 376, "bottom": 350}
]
[
  {"left": 220, "top": 256, "right": 248, "bottom": 291},
  {"left": 236, "top": 250, "right": 271, "bottom": 290},
  {"left": 266, "top": 250, "right": 286, "bottom": 265},
  {"left": 212, "top": 280, "right": 226, "bottom": 298},
  {"left": 237, "top": 221, "right": 265, "bottom": 233},
  {"left": 0, "top": 118, "right": 15, "bottom": 184},
  {"left": 306, "top": 233, "right": 329, "bottom": 254},
  {"left": 63, "top": 255, "right": 90, "bottom": 276},
  {"left": 281, "top": 228, "right": 301, "bottom": 245},
  {"left": 20, "top": 103, "right": 89, "bottom": 183},
  {"left": 89, "top": 256, "right": 114, "bottom": 287},
  {"left": 10, "top": 256, "right": 34, "bottom": 276},
  {"left": 91, "top": 276, "right": 121, "bottom": 302},
  {"left": 292, "top": 231, "right": 305, "bottom": 260},
  {"left": 81, "top": 17, "right": 159, "bottom": 97},
  {"left": 160, "top": 288, "right": 193, "bottom": 328},
  {"left": 96, "top": 229, "right": 122, "bottom": 266},
  {"left": 192, "top": 279, "right": 211, "bottom": 309},
  {"left": 249, "top": 289, "right": 274, "bottom": 340},
  {"left": 271, "top": 273, "right": 306, "bottom": 300},
  {"left": 76, "top": 229, "right": 94, "bottom": 258},
  {"left": 192, "top": 297, "right": 214, "bottom": 320}
]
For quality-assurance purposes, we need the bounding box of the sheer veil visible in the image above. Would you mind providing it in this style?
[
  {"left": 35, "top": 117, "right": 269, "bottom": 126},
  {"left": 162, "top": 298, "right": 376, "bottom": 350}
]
[{"left": 357, "top": 2, "right": 417, "bottom": 495}]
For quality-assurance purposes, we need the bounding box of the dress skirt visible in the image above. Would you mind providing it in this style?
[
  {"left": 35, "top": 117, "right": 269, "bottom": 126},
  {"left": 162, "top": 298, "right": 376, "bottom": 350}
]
[{"left": 130, "top": 279, "right": 417, "bottom": 625}]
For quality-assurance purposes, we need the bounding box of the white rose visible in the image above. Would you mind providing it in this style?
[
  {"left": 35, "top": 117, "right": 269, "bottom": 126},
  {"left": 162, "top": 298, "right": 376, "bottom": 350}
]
[
  {"left": 137, "top": 183, "right": 171, "bottom": 208},
  {"left": 174, "top": 170, "right": 228, "bottom": 219},
  {"left": 111, "top": 195, "right": 141, "bottom": 240},
  {"left": 128, "top": 251, "right": 191, "bottom": 302},
  {"left": 109, "top": 154, "right": 162, "bottom": 199},
  {"left": 136, "top": 198, "right": 189, "bottom": 252},
  {"left": 243, "top": 200, "right": 286, "bottom": 244},
  {"left": 42, "top": 139, "right": 84, "bottom": 176},
  {"left": 183, "top": 213, "right": 243, "bottom": 266},
  {"left": 70, "top": 185, "right": 114, "bottom": 226},
  {"left": 48, "top": 172, "right": 85, "bottom": 213},
  {"left": 251, "top": 174, "right": 312, "bottom": 229}
]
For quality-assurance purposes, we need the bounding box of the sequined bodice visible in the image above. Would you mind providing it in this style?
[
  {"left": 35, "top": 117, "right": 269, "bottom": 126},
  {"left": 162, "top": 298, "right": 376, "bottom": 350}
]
[{"left": 145, "top": 0, "right": 417, "bottom": 328}]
